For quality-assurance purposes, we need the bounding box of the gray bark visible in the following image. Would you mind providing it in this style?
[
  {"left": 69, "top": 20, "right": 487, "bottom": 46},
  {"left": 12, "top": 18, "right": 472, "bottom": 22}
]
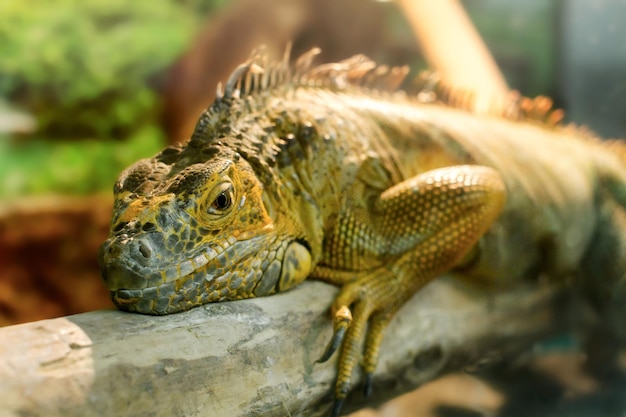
[{"left": 0, "top": 277, "right": 567, "bottom": 417}]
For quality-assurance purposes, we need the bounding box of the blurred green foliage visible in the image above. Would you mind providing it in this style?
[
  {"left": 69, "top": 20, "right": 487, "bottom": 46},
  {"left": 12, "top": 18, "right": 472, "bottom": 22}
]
[
  {"left": 0, "top": 127, "right": 163, "bottom": 198},
  {"left": 0, "top": 0, "right": 221, "bottom": 139},
  {"left": 0, "top": 0, "right": 557, "bottom": 200},
  {"left": 0, "top": 0, "right": 225, "bottom": 199}
]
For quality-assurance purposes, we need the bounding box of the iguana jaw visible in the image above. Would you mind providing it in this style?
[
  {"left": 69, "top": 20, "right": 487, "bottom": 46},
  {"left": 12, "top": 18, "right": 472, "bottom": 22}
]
[{"left": 101, "top": 233, "right": 312, "bottom": 315}]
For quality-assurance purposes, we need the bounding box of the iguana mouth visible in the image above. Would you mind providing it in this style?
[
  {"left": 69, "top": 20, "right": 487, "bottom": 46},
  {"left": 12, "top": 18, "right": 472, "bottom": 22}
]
[
  {"left": 101, "top": 234, "right": 290, "bottom": 314},
  {"left": 103, "top": 247, "right": 222, "bottom": 315},
  {"left": 110, "top": 271, "right": 213, "bottom": 315},
  {"left": 99, "top": 232, "right": 226, "bottom": 290}
]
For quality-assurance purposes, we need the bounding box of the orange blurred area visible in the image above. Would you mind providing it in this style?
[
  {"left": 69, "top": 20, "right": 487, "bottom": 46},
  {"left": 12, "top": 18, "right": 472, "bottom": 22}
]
[{"left": 0, "top": 196, "right": 114, "bottom": 325}]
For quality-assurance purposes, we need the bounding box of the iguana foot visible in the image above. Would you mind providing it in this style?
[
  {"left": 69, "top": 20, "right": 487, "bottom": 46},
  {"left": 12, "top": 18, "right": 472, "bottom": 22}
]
[{"left": 321, "top": 267, "right": 403, "bottom": 416}]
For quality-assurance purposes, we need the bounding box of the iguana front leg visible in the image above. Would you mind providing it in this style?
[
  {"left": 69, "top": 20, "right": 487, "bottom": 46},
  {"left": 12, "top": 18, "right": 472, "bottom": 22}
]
[{"left": 316, "top": 165, "right": 506, "bottom": 416}]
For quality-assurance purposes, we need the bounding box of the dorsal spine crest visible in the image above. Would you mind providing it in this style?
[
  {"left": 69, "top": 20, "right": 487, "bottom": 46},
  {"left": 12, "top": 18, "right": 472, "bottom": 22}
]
[{"left": 190, "top": 45, "right": 573, "bottom": 145}]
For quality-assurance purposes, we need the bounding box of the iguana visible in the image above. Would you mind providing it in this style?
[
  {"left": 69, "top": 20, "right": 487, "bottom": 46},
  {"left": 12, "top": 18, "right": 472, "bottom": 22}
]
[{"left": 99, "top": 47, "right": 626, "bottom": 416}]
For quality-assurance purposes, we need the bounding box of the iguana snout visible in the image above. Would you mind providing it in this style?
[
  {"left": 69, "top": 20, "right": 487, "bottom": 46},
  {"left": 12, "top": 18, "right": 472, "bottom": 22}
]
[{"left": 99, "top": 230, "right": 167, "bottom": 291}]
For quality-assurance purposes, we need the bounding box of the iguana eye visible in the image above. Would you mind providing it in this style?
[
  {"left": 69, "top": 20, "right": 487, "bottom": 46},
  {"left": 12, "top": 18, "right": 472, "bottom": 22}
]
[
  {"left": 212, "top": 191, "right": 231, "bottom": 210},
  {"left": 207, "top": 183, "right": 234, "bottom": 215}
]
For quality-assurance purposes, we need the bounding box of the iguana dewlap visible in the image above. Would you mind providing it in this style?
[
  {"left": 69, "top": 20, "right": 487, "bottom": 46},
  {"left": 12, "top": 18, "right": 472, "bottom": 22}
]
[{"left": 99, "top": 48, "right": 626, "bottom": 416}]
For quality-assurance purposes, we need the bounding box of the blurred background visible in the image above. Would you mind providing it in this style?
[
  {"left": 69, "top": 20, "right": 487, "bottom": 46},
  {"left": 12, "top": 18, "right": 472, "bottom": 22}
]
[{"left": 1, "top": 0, "right": 625, "bottom": 415}]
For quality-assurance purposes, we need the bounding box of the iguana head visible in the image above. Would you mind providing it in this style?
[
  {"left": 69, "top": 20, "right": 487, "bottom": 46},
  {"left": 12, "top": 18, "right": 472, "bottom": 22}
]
[
  {"left": 99, "top": 46, "right": 403, "bottom": 314},
  {"left": 99, "top": 48, "right": 340, "bottom": 314},
  {"left": 99, "top": 143, "right": 313, "bottom": 314}
]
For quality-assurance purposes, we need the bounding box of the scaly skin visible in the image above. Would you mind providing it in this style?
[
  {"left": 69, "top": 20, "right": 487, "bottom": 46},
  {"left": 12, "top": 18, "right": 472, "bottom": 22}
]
[{"left": 99, "top": 48, "right": 626, "bottom": 415}]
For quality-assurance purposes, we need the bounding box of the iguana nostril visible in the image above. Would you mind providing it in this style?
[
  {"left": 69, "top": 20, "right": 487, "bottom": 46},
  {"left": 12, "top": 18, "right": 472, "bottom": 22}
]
[{"left": 139, "top": 241, "right": 152, "bottom": 258}]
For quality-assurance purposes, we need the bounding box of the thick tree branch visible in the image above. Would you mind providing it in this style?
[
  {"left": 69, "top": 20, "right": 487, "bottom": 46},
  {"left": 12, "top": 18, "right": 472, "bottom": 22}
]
[
  {"left": 396, "top": 0, "right": 510, "bottom": 112},
  {"left": 0, "top": 277, "right": 567, "bottom": 416}
]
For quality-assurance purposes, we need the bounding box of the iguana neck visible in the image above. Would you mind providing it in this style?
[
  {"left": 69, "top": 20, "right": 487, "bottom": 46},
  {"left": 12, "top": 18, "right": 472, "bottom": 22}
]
[{"left": 222, "top": 92, "right": 356, "bottom": 261}]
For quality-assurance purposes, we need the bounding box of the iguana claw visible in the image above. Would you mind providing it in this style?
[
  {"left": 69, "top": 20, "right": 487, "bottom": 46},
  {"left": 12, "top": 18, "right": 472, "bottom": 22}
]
[
  {"left": 331, "top": 397, "right": 345, "bottom": 417},
  {"left": 363, "top": 373, "right": 373, "bottom": 398},
  {"left": 317, "top": 305, "right": 352, "bottom": 363}
]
